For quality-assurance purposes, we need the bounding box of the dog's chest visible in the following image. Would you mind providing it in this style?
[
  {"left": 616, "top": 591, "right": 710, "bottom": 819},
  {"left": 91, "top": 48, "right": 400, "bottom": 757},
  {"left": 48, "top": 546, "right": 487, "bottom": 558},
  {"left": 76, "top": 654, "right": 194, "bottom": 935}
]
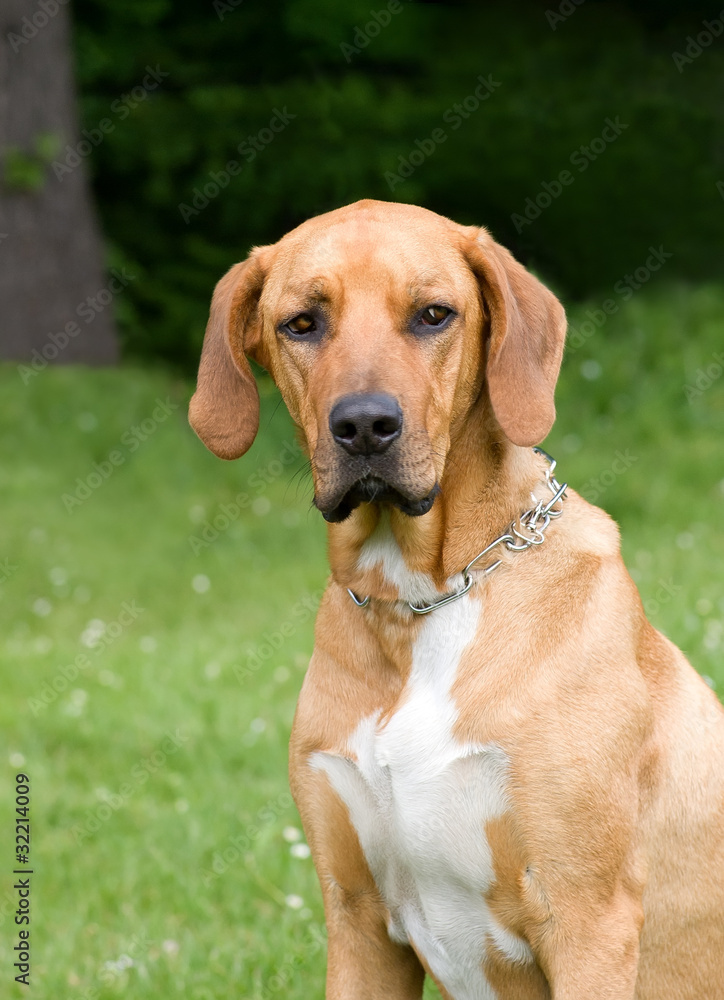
[{"left": 313, "top": 599, "right": 532, "bottom": 999}]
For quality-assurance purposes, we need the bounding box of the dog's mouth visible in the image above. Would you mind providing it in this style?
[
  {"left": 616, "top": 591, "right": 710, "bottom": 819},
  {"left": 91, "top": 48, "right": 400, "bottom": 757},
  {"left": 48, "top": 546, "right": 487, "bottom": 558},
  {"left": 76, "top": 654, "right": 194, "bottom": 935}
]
[{"left": 317, "top": 476, "right": 440, "bottom": 523}]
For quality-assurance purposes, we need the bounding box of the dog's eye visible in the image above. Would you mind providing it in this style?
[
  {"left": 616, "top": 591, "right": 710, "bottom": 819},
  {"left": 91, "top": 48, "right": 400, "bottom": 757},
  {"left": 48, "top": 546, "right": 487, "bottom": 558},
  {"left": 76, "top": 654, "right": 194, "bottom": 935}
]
[
  {"left": 285, "top": 313, "right": 316, "bottom": 336},
  {"left": 420, "top": 306, "right": 452, "bottom": 327}
]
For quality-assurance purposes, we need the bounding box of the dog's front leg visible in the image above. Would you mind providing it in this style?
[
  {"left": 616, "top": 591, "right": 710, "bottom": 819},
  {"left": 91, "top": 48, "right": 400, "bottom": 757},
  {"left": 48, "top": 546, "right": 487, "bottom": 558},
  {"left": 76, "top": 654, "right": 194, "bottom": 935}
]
[
  {"left": 324, "top": 886, "right": 426, "bottom": 1000},
  {"left": 540, "top": 893, "right": 641, "bottom": 1000},
  {"left": 292, "top": 766, "right": 425, "bottom": 999}
]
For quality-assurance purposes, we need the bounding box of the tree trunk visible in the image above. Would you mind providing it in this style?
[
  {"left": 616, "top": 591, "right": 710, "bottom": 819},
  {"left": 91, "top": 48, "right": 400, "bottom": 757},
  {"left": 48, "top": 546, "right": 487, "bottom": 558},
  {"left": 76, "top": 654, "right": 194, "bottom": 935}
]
[{"left": 0, "top": 0, "right": 118, "bottom": 366}]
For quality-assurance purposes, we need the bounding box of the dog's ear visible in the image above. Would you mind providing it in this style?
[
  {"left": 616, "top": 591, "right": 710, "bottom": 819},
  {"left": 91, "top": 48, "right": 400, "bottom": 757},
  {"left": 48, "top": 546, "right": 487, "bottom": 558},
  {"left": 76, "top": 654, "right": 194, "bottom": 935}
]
[
  {"left": 189, "top": 251, "right": 268, "bottom": 460},
  {"left": 465, "top": 229, "right": 566, "bottom": 447}
]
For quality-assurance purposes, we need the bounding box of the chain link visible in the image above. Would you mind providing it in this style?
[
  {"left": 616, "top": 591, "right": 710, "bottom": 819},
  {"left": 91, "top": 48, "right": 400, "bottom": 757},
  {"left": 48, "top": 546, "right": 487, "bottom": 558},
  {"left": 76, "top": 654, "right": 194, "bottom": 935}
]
[{"left": 347, "top": 447, "right": 567, "bottom": 615}]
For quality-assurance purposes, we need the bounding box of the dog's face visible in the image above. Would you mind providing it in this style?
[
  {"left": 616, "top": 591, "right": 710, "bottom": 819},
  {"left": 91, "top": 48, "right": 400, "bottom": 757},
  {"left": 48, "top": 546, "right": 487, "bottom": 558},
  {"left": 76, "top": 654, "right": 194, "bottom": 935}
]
[
  {"left": 190, "top": 201, "right": 566, "bottom": 522},
  {"left": 255, "top": 204, "right": 487, "bottom": 522}
]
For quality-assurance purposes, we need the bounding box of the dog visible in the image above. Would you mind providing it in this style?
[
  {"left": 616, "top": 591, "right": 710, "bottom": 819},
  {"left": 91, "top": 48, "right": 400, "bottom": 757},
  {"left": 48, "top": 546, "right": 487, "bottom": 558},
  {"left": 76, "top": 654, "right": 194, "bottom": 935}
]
[{"left": 190, "top": 200, "right": 724, "bottom": 999}]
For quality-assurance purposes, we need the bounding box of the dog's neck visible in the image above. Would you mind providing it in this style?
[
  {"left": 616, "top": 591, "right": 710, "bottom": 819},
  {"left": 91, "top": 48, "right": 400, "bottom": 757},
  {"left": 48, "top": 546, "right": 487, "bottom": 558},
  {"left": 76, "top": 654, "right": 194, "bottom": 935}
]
[{"left": 327, "top": 407, "right": 548, "bottom": 607}]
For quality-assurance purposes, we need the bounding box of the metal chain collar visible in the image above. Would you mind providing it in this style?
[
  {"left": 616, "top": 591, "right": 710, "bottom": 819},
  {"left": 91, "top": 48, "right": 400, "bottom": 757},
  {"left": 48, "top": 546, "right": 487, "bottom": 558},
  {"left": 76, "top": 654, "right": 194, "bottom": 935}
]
[{"left": 347, "top": 447, "right": 567, "bottom": 616}]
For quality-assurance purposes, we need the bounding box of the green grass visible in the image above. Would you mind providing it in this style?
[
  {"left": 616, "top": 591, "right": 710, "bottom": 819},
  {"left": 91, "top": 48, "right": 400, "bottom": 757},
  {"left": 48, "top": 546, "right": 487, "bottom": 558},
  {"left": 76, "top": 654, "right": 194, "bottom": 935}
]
[{"left": 0, "top": 281, "right": 722, "bottom": 999}]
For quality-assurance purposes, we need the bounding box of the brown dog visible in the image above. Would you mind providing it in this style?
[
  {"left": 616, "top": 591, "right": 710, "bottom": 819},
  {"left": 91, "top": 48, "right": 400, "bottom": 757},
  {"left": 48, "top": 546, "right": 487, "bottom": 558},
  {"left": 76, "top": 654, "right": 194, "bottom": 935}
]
[{"left": 190, "top": 200, "right": 724, "bottom": 999}]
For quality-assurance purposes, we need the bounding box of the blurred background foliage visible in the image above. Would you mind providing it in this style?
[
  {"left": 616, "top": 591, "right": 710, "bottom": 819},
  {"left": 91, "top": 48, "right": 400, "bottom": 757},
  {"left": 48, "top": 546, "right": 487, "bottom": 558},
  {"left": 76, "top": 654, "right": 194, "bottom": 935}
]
[{"left": 71, "top": 0, "right": 724, "bottom": 367}]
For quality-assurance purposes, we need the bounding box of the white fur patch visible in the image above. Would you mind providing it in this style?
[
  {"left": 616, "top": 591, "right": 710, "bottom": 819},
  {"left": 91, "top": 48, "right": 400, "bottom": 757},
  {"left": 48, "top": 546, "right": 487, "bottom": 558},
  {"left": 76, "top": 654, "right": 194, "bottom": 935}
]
[
  {"left": 357, "top": 515, "right": 441, "bottom": 606},
  {"left": 312, "top": 596, "right": 531, "bottom": 998}
]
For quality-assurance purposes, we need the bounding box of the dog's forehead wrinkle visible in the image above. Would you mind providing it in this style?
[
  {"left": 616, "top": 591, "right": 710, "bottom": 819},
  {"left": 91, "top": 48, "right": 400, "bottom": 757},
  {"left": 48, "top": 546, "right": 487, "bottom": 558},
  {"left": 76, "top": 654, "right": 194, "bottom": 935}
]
[
  {"left": 285, "top": 276, "right": 330, "bottom": 297},
  {"left": 271, "top": 271, "right": 334, "bottom": 302}
]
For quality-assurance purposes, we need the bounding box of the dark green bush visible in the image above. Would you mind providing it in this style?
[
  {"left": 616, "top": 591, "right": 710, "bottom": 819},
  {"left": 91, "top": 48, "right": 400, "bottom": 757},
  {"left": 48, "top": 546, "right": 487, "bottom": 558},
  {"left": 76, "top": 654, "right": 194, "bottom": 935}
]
[{"left": 72, "top": 0, "right": 724, "bottom": 367}]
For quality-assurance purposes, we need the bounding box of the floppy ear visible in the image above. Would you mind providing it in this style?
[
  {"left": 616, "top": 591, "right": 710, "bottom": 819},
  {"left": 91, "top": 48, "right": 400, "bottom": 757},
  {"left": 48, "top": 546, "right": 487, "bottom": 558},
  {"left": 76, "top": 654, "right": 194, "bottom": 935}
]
[
  {"left": 465, "top": 229, "right": 566, "bottom": 447},
  {"left": 189, "top": 252, "right": 267, "bottom": 460}
]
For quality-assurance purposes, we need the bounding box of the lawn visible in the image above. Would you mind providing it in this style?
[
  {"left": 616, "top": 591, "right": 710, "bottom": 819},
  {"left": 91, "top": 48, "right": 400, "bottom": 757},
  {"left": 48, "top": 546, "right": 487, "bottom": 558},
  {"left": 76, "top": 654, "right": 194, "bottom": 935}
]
[{"left": 0, "top": 281, "right": 722, "bottom": 999}]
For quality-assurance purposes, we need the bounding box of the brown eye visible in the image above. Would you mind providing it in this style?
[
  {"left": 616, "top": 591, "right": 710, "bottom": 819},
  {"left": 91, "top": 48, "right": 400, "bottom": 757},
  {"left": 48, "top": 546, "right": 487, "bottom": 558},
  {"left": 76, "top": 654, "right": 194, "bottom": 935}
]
[
  {"left": 286, "top": 313, "right": 316, "bottom": 335},
  {"left": 420, "top": 305, "right": 452, "bottom": 326}
]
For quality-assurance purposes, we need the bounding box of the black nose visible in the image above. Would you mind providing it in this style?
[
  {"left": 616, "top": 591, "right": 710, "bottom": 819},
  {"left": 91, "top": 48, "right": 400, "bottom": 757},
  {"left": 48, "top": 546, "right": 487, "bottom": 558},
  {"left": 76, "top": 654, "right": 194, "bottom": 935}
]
[{"left": 329, "top": 393, "right": 403, "bottom": 456}]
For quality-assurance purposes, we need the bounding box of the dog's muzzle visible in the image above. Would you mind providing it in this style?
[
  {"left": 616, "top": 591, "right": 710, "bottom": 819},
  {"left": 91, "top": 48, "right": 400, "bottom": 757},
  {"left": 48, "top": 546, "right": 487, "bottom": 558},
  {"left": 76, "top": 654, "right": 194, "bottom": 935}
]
[{"left": 314, "top": 393, "right": 438, "bottom": 522}]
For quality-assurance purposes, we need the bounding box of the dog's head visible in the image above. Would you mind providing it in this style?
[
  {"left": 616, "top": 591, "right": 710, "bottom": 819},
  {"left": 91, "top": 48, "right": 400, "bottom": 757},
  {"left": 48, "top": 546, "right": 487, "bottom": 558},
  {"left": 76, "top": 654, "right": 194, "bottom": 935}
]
[{"left": 190, "top": 200, "right": 566, "bottom": 522}]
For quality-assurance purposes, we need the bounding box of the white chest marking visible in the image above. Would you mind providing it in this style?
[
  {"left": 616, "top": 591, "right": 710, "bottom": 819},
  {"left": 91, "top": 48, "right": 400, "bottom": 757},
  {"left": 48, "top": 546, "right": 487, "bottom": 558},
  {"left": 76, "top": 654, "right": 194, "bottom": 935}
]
[
  {"left": 357, "top": 517, "right": 442, "bottom": 606},
  {"left": 312, "top": 597, "right": 533, "bottom": 999}
]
